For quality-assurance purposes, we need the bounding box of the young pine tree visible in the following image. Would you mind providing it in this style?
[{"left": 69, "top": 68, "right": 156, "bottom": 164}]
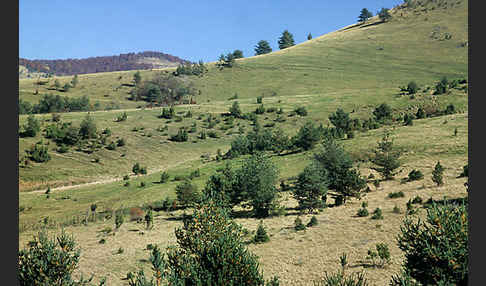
[
  {"left": 432, "top": 161, "right": 444, "bottom": 186},
  {"left": 254, "top": 40, "right": 272, "bottom": 55},
  {"left": 370, "top": 130, "right": 401, "bottom": 180},
  {"left": 278, "top": 30, "right": 295, "bottom": 50},
  {"left": 253, "top": 221, "right": 270, "bottom": 243}
]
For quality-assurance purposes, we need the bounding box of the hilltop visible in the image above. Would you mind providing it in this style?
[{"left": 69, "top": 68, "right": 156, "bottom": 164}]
[{"left": 19, "top": 51, "right": 190, "bottom": 78}]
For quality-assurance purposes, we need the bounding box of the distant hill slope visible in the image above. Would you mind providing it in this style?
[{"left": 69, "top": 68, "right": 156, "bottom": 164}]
[{"left": 19, "top": 51, "right": 190, "bottom": 77}]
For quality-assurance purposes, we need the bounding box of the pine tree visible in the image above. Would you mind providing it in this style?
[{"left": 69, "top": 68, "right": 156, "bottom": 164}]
[
  {"left": 253, "top": 221, "right": 270, "bottom": 243},
  {"left": 229, "top": 101, "right": 242, "bottom": 118},
  {"left": 133, "top": 71, "right": 142, "bottom": 86},
  {"left": 278, "top": 30, "right": 295, "bottom": 50},
  {"left": 378, "top": 8, "right": 391, "bottom": 22},
  {"left": 358, "top": 8, "right": 373, "bottom": 23},
  {"left": 307, "top": 33, "right": 312, "bottom": 40},
  {"left": 370, "top": 130, "right": 401, "bottom": 180},
  {"left": 254, "top": 40, "right": 272, "bottom": 55},
  {"left": 293, "top": 163, "right": 328, "bottom": 213},
  {"left": 432, "top": 161, "right": 444, "bottom": 186}
]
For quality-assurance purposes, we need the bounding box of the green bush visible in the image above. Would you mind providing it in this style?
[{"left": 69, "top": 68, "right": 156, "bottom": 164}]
[
  {"left": 175, "top": 180, "right": 200, "bottom": 207},
  {"left": 106, "top": 141, "right": 117, "bottom": 150},
  {"left": 407, "top": 169, "right": 424, "bottom": 182},
  {"left": 170, "top": 128, "right": 188, "bottom": 142},
  {"left": 307, "top": 216, "right": 319, "bottom": 227},
  {"left": 388, "top": 191, "right": 405, "bottom": 199},
  {"left": 160, "top": 171, "right": 170, "bottom": 183},
  {"left": 314, "top": 271, "right": 370, "bottom": 286},
  {"left": 434, "top": 77, "right": 449, "bottom": 95},
  {"left": 367, "top": 243, "right": 391, "bottom": 268},
  {"left": 26, "top": 143, "right": 51, "bottom": 163},
  {"left": 407, "top": 81, "right": 419, "bottom": 95},
  {"left": 18, "top": 230, "right": 103, "bottom": 285},
  {"left": 294, "top": 106, "right": 308, "bottom": 116},
  {"left": 255, "top": 104, "right": 266, "bottom": 114},
  {"left": 116, "top": 138, "right": 125, "bottom": 147},
  {"left": 294, "top": 217, "right": 306, "bottom": 231},
  {"left": 394, "top": 201, "right": 468, "bottom": 285},
  {"left": 253, "top": 221, "right": 270, "bottom": 243},
  {"left": 21, "top": 114, "right": 41, "bottom": 137},
  {"left": 257, "top": 96, "right": 263, "bottom": 104},
  {"left": 371, "top": 208, "right": 383, "bottom": 220},
  {"left": 357, "top": 207, "right": 369, "bottom": 217},
  {"left": 411, "top": 195, "right": 423, "bottom": 205}
]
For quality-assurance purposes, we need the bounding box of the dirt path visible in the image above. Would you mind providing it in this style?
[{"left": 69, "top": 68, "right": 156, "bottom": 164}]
[{"left": 27, "top": 156, "right": 201, "bottom": 194}]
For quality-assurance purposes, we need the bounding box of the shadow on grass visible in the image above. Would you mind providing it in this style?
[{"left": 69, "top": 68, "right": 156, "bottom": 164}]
[{"left": 359, "top": 21, "right": 386, "bottom": 29}]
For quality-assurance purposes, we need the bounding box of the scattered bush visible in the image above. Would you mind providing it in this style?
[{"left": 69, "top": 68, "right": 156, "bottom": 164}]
[
  {"left": 115, "top": 112, "right": 127, "bottom": 122},
  {"left": 393, "top": 205, "right": 402, "bottom": 214},
  {"left": 160, "top": 171, "right": 170, "bottom": 183},
  {"left": 411, "top": 195, "right": 423, "bottom": 205},
  {"left": 26, "top": 143, "right": 51, "bottom": 163},
  {"left": 253, "top": 221, "right": 270, "bottom": 243},
  {"left": 357, "top": 207, "right": 369, "bottom": 217},
  {"left": 255, "top": 104, "right": 266, "bottom": 114},
  {"left": 314, "top": 271, "right": 370, "bottom": 286},
  {"left": 175, "top": 180, "right": 200, "bottom": 207},
  {"left": 407, "top": 169, "right": 424, "bottom": 182},
  {"left": 294, "top": 106, "right": 308, "bottom": 116},
  {"left": 407, "top": 81, "right": 419, "bottom": 95},
  {"left": 170, "top": 128, "right": 188, "bottom": 142},
  {"left": 388, "top": 191, "right": 405, "bottom": 199},
  {"left": 294, "top": 217, "right": 306, "bottom": 231},
  {"left": 367, "top": 243, "right": 391, "bottom": 268},
  {"left": 371, "top": 208, "right": 383, "bottom": 220},
  {"left": 307, "top": 216, "right": 318, "bottom": 227},
  {"left": 257, "top": 96, "right": 263, "bottom": 104}
]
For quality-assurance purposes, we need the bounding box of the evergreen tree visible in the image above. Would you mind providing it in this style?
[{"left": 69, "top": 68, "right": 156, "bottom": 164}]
[
  {"left": 271, "top": 128, "right": 290, "bottom": 155},
  {"left": 175, "top": 180, "right": 200, "bottom": 207},
  {"left": 232, "top": 49, "right": 244, "bottom": 59},
  {"left": 292, "top": 121, "right": 322, "bottom": 151},
  {"left": 307, "top": 33, "right": 312, "bottom": 40},
  {"left": 133, "top": 71, "right": 142, "bottom": 86},
  {"left": 370, "top": 130, "right": 402, "bottom": 180},
  {"left": 328, "top": 108, "right": 352, "bottom": 136},
  {"left": 235, "top": 153, "right": 279, "bottom": 218},
  {"left": 278, "top": 30, "right": 295, "bottom": 50},
  {"left": 432, "top": 161, "right": 444, "bottom": 186},
  {"left": 416, "top": 107, "right": 426, "bottom": 119},
  {"left": 293, "top": 163, "right": 328, "bottom": 213},
  {"left": 358, "top": 8, "right": 373, "bottom": 23},
  {"left": 254, "top": 40, "right": 273, "bottom": 55},
  {"left": 407, "top": 81, "right": 419, "bottom": 94},
  {"left": 253, "top": 221, "right": 270, "bottom": 243},
  {"left": 229, "top": 101, "right": 242, "bottom": 118},
  {"left": 313, "top": 137, "right": 366, "bottom": 204},
  {"left": 373, "top": 103, "right": 393, "bottom": 123},
  {"left": 22, "top": 114, "right": 41, "bottom": 137},
  {"left": 78, "top": 114, "right": 97, "bottom": 139},
  {"left": 378, "top": 8, "right": 391, "bottom": 22}
]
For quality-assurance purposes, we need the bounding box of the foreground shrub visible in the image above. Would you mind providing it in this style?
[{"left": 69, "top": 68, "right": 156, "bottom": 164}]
[
  {"left": 367, "top": 243, "right": 391, "bottom": 268},
  {"left": 394, "top": 201, "right": 468, "bottom": 285},
  {"left": 314, "top": 271, "right": 370, "bottom": 286},
  {"left": 18, "top": 230, "right": 104, "bottom": 285},
  {"left": 129, "top": 199, "right": 269, "bottom": 285}
]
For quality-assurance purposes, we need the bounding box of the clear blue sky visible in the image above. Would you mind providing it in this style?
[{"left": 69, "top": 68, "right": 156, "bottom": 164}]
[{"left": 20, "top": 0, "right": 401, "bottom": 63}]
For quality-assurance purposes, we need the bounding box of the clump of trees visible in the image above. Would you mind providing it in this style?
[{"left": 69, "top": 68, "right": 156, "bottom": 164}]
[
  {"left": 216, "top": 50, "right": 243, "bottom": 69},
  {"left": 378, "top": 8, "right": 391, "bottom": 22},
  {"left": 174, "top": 60, "right": 208, "bottom": 77},
  {"left": 132, "top": 73, "right": 197, "bottom": 105},
  {"left": 20, "top": 114, "right": 40, "bottom": 137},
  {"left": 19, "top": 94, "right": 91, "bottom": 114}
]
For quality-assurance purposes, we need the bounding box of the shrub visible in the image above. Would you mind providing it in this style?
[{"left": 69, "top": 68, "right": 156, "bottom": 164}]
[
  {"left": 407, "top": 169, "right": 424, "bottom": 182},
  {"left": 292, "top": 121, "right": 322, "bottom": 151},
  {"left": 395, "top": 201, "right": 468, "bottom": 285},
  {"left": 175, "top": 180, "right": 200, "bottom": 207},
  {"left": 130, "top": 199, "right": 267, "bottom": 285},
  {"left": 294, "top": 217, "right": 306, "bottom": 231},
  {"left": 415, "top": 107, "right": 426, "bottom": 119},
  {"left": 160, "top": 171, "right": 170, "bottom": 183},
  {"left": 255, "top": 104, "right": 266, "bottom": 114},
  {"left": 257, "top": 96, "right": 263, "bottom": 104},
  {"left": 373, "top": 103, "right": 393, "bottom": 123},
  {"left": 140, "top": 181, "right": 146, "bottom": 187},
  {"left": 106, "top": 141, "right": 117, "bottom": 150},
  {"left": 314, "top": 271, "right": 370, "bottom": 286},
  {"left": 144, "top": 209, "right": 153, "bottom": 229},
  {"left": 266, "top": 107, "right": 277, "bottom": 113},
  {"left": 407, "top": 81, "right": 419, "bottom": 95},
  {"left": 371, "top": 208, "right": 383, "bottom": 220},
  {"left": 294, "top": 106, "right": 308, "bottom": 116},
  {"left": 253, "top": 221, "right": 270, "bottom": 243},
  {"left": 229, "top": 101, "right": 242, "bottom": 118},
  {"left": 459, "top": 164, "right": 468, "bottom": 177},
  {"left": 444, "top": 103, "right": 456, "bottom": 115},
  {"left": 357, "top": 207, "right": 369, "bottom": 217},
  {"left": 116, "top": 138, "right": 125, "bottom": 147},
  {"left": 307, "top": 216, "right": 319, "bottom": 227},
  {"left": 78, "top": 114, "right": 97, "bottom": 139},
  {"left": 21, "top": 114, "right": 41, "bottom": 137},
  {"left": 403, "top": 114, "right": 414, "bottom": 126},
  {"left": 293, "top": 163, "right": 328, "bottom": 213},
  {"left": 411, "top": 195, "right": 423, "bottom": 204},
  {"left": 434, "top": 77, "right": 449, "bottom": 95},
  {"left": 388, "top": 191, "right": 405, "bottom": 199},
  {"left": 170, "top": 128, "right": 188, "bottom": 142},
  {"left": 370, "top": 130, "right": 401, "bottom": 180},
  {"left": 431, "top": 161, "right": 444, "bottom": 186},
  {"left": 26, "top": 143, "right": 51, "bottom": 163},
  {"left": 115, "top": 211, "right": 124, "bottom": 229},
  {"left": 393, "top": 205, "right": 402, "bottom": 214},
  {"left": 367, "top": 243, "right": 391, "bottom": 268},
  {"left": 18, "top": 230, "right": 100, "bottom": 286},
  {"left": 132, "top": 163, "right": 141, "bottom": 174},
  {"left": 207, "top": 130, "right": 219, "bottom": 138}
]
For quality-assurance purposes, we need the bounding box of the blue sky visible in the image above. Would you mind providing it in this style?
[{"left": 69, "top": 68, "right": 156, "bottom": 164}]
[{"left": 19, "top": 1, "right": 402, "bottom": 63}]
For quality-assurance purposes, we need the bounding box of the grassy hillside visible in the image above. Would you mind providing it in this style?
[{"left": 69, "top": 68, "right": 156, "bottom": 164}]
[{"left": 18, "top": 1, "right": 468, "bottom": 285}]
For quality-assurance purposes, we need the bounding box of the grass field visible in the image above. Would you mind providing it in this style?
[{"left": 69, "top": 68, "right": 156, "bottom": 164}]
[{"left": 18, "top": 0, "right": 468, "bottom": 285}]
